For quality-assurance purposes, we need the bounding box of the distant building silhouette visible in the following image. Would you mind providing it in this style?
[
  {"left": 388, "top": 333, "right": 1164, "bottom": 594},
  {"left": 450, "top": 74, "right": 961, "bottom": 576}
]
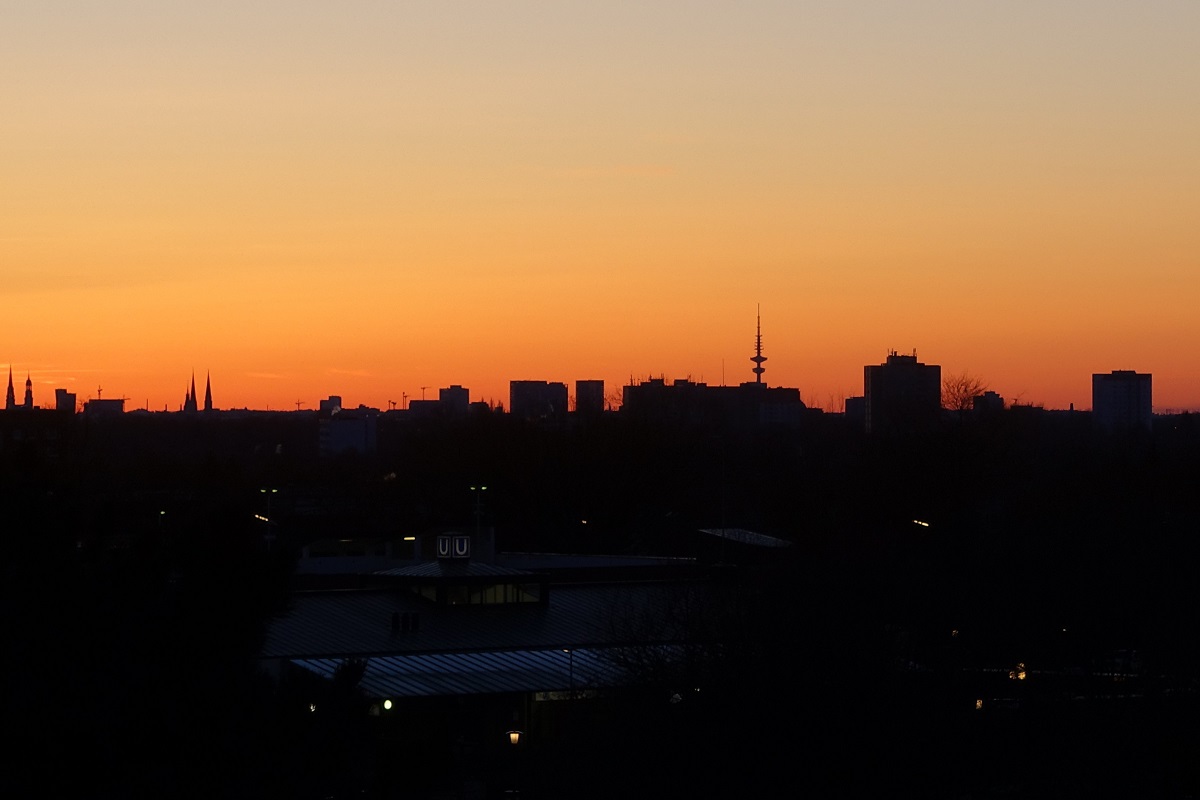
[
  {"left": 402, "top": 386, "right": 472, "bottom": 419},
  {"left": 621, "top": 377, "right": 805, "bottom": 428},
  {"left": 621, "top": 314, "right": 805, "bottom": 428},
  {"left": 183, "top": 372, "right": 199, "bottom": 413},
  {"left": 1092, "top": 370, "right": 1152, "bottom": 432},
  {"left": 864, "top": 351, "right": 941, "bottom": 434},
  {"left": 319, "top": 406, "right": 377, "bottom": 455},
  {"left": 844, "top": 395, "right": 865, "bottom": 427},
  {"left": 510, "top": 380, "right": 568, "bottom": 422},
  {"left": 55, "top": 388, "right": 77, "bottom": 414},
  {"left": 973, "top": 390, "right": 1005, "bottom": 416},
  {"left": 84, "top": 397, "right": 125, "bottom": 417},
  {"left": 23, "top": 373, "right": 33, "bottom": 409},
  {"left": 319, "top": 395, "right": 342, "bottom": 414},
  {"left": 5, "top": 367, "right": 14, "bottom": 410},
  {"left": 575, "top": 380, "right": 604, "bottom": 415},
  {"left": 204, "top": 371, "right": 213, "bottom": 412},
  {"left": 439, "top": 385, "right": 469, "bottom": 415}
]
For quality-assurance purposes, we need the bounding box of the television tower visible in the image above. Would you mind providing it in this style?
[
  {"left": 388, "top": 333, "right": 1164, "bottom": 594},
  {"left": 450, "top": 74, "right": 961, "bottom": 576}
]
[{"left": 750, "top": 306, "right": 767, "bottom": 384}]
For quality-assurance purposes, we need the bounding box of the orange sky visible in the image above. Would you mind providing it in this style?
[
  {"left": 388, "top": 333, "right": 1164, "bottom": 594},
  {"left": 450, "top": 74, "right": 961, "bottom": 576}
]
[{"left": 4, "top": 2, "right": 1198, "bottom": 411}]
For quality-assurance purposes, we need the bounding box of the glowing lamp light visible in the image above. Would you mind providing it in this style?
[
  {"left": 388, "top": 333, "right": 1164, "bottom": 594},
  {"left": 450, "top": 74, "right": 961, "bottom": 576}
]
[
  {"left": 975, "top": 699, "right": 984, "bottom": 711},
  {"left": 507, "top": 730, "right": 522, "bottom": 746},
  {"left": 912, "top": 519, "right": 930, "bottom": 528},
  {"left": 383, "top": 699, "right": 393, "bottom": 711}
]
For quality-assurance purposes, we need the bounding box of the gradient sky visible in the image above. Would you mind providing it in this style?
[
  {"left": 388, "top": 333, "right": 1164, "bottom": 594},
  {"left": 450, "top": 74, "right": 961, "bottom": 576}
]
[{"left": 3, "top": 1, "right": 1198, "bottom": 411}]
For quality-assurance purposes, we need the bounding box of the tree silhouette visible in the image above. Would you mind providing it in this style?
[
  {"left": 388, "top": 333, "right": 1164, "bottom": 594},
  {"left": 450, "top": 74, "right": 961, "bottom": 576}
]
[{"left": 942, "top": 371, "right": 989, "bottom": 411}]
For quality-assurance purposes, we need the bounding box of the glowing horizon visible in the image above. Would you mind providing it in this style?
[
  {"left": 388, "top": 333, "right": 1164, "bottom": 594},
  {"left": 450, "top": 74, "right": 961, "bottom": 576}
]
[{"left": 4, "top": 3, "right": 1198, "bottom": 413}]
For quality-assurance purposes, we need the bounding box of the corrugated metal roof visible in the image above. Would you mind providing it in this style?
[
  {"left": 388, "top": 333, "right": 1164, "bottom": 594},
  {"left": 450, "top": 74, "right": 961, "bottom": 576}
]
[
  {"left": 261, "top": 582, "right": 705, "bottom": 660},
  {"left": 375, "top": 561, "right": 534, "bottom": 579},
  {"left": 698, "top": 528, "right": 792, "bottom": 548},
  {"left": 292, "top": 646, "right": 654, "bottom": 699},
  {"left": 497, "top": 553, "right": 695, "bottom": 570}
]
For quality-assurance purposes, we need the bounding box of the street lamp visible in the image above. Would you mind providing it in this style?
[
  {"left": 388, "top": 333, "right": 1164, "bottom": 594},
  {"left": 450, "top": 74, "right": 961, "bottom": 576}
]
[
  {"left": 470, "top": 485, "right": 487, "bottom": 537},
  {"left": 260, "top": 488, "right": 279, "bottom": 550}
]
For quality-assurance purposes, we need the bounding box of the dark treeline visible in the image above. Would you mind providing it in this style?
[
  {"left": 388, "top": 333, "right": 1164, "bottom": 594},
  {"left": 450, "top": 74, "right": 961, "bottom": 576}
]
[{"left": 2, "top": 408, "right": 1199, "bottom": 796}]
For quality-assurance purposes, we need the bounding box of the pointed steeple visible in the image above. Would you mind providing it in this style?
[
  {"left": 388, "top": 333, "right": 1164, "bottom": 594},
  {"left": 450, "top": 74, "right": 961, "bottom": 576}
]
[
  {"left": 184, "top": 371, "right": 198, "bottom": 413},
  {"left": 204, "top": 371, "right": 213, "bottom": 412},
  {"left": 5, "top": 367, "right": 14, "bottom": 410},
  {"left": 24, "top": 373, "right": 33, "bottom": 409}
]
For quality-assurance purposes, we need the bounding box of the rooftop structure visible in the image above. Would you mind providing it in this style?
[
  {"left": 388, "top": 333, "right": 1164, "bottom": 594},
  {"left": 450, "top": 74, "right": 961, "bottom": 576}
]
[{"left": 864, "top": 350, "right": 941, "bottom": 434}]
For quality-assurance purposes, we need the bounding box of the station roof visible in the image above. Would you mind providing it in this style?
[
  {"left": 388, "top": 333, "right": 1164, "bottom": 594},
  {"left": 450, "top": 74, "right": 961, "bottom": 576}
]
[
  {"left": 697, "top": 528, "right": 793, "bottom": 548},
  {"left": 291, "top": 645, "right": 677, "bottom": 699},
  {"left": 261, "top": 581, "right": 705, "bottom": 660}
]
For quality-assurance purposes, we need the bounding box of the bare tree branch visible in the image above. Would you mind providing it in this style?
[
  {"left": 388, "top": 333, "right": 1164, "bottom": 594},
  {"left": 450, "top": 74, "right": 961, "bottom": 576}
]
[{"left": 942, "top": 371, "right": 989, "bottom": 412}]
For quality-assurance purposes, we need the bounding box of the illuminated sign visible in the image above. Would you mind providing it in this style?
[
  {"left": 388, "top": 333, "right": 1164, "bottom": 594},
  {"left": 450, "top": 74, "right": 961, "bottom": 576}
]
[{"left": 437, "top": 534, "right": 471, "bottom": 559}]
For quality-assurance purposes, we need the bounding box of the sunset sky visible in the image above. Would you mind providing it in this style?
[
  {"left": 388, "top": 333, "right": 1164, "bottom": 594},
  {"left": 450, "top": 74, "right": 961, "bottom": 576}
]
[{"left": 4, "top": 2, "right": 1198, "bottom": 411}]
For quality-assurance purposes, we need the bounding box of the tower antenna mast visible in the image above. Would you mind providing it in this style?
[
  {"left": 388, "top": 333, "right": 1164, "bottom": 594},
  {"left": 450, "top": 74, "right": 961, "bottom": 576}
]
[{"left": 750, "top": 305, "right": 767, "bottom": 384}]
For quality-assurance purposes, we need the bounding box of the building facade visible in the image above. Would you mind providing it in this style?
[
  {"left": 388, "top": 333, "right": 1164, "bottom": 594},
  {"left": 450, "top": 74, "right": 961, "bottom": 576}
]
[
  {"left": 1092, "top": 370, "right": 1152, "bottom": 432},
  {"left": 864, "top": 351, "right": 942, "bottom": 434}
]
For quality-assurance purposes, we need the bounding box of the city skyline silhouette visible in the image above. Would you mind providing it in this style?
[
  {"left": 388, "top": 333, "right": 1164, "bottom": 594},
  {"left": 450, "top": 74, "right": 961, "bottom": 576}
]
[
  {"left": 4, "top": 6, "right": 1200, "bottom": 795},
  {"left": 4, "top": 4, "right": 1198, "bottom": 415},
  {"left": 0, "top": 331, "right": 1187, "bottom": 414}
]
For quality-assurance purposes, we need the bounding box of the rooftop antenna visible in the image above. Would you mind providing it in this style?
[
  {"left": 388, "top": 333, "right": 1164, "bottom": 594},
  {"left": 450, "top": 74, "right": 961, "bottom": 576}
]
[
  {"left": 420, "top": 386, "right": 429, "bottom": 401},
  {"left": 388, "top": 400, "right": 397, "bottom": 411},
  {"left": 402, "top": 392, "right": 408, "bottom": 409},
  {"left": 750, "top": 304, "right": 767, "bottom": 384}
]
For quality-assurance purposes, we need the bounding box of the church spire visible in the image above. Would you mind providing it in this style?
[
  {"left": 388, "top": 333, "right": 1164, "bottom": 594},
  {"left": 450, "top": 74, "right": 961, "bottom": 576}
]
[
  {"left": 24, "top": 373, "right": 33, "bottom": 409},
  {"left": 204, "top": 371, "right": 213, "bottom": 412},
  {"left": 5, "top": 367, "right": 15, "bottom": 410},
  {"left": 184, "top": 371, "right": 198, "bottom": 413}
]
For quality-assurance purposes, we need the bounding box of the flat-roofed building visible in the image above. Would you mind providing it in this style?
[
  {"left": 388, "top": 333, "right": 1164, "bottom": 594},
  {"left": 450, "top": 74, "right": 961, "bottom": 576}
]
[
  {"left": 864, "top": 351, "right": 941, "bottom": 434},
  {"left": 1092, "top": 370, "right": 1152, "bottom": 432}
]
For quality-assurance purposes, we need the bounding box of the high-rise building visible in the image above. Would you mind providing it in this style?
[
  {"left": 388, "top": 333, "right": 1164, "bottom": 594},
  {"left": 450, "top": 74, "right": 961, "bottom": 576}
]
[
  {"left": 439, "top": 385, "right": 470, "bottom": 415},
  {"left": 510, "top": 381, "right": 568, "bottom": 422},
  {"left": 55, "top": 388, "right": 77, "bottom": 414},
  {"left": 1092, "top": 370, "right": 1152, "bottom": 432},
  {"left": 575, "top": 380, "right": 605, "bottom": 415},
  {"left": 864, "top": 351, "right": 941, "bottom": 434}
]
